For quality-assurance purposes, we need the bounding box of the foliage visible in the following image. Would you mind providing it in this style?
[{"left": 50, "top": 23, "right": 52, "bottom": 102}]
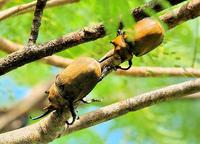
[{"left": 0, "top": 0, "right": 200, "bottom": 143}]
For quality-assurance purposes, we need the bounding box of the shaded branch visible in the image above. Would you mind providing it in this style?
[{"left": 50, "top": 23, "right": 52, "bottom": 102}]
[
  {"left": 0, "top": 110, "right": 28, "bottom": 133},
  {"left": 0, "top": 80, "right": 53, "bottom": 132},
  {"left": 0, "top": 24, "right": 105, "bottom": 75},
  {"left": 0, "top": 0, "right": 79, "bottom": 21},
  {"left": 28, "top": 0, "right": 47, "bottom": 45},
  {"left": 132, "top": 0, "right": 186, "bottom": 21},
  {"left": 0, "top": 78, "right": 200, "bottom": 143}
]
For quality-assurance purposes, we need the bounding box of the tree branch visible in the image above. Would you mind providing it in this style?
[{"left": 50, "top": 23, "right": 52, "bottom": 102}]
[
  {"left": 0, "top": 110, "right": 28, "bottom": 133},
  {"left": 0, "top": 24, "right": 105, "bottom": 75},
  {"left": 160, "top": 0, "right": 200, "bottom": 29},
  {"left": 64, "top": 78, "right": 200, "bottom": 135},
  {"left": 0, "top": 78, "right": 200, "bottom": 143},
  {"left": 116, "top": 67, "right": 200, "bottom": 77},
  {"left": 1, "top": 37, "right": 200, "bottom": 78},
  {"left": 28, "top": 0, "right": 47, "bottom": 45},
  {"left": 0, "top": 0, "right": 198, "bottom": 76},
  {"left": 0, "top": 80, "right": 53, "bottom": 132},
  {"left": 0, "top": 0, "right": 79, "bottom": 21},
  {"left": 132, "top": 0, "right": 186, "bottom": 21},
  {"left": 0, "top": 37, "right": 73, "bottom": 68}
]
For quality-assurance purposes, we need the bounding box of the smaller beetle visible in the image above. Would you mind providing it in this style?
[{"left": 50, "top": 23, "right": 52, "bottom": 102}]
[
  {"left": 30, "top": 57, "right": 102, "bottom": 124},
  {"left": 100, "top": 18, "right": 165, "bottom": 70}
]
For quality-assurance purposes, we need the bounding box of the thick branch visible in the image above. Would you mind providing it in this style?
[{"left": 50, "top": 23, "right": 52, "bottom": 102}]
[
  {"left": 0, "top": 24, "right": 105, "bottom": 75},
  {"left": 0, "top": 0, "right": 79, "bottom": 21},
  {"left": 0, "top": 78, "right": 200, "bottom": 143},
  {"left": 132, "top": 0, "right": 186, "bottom": 21},
  {"left": 0, "top": 37, "right": 73, "bottom": 68},
  {"left": 28, "top": 0, "right": 47, "bottom": 45}
]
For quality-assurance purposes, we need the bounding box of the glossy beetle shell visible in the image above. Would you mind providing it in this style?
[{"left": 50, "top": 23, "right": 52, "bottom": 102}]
[
  {"left": 133, "top": 18, "right": 164, "bottom": 56},
  {"left": 48, "top": 57, "right": 101, "bottom": 109}
]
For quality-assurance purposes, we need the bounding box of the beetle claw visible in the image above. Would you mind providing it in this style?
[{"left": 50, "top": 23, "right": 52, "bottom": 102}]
[
  {"left": 116, "top": 60, "right": 132, "bottom": 70},
  {"left": 66, "top": 101, "right": 77, "bottom": 125},
  {"left": 81, "top": 98, "right": 101, "bottom": 104}
]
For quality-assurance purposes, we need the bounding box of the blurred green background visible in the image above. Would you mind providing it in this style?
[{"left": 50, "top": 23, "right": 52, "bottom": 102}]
[{"left": 0, "top": 0, "right": 200, "bottom": 143}]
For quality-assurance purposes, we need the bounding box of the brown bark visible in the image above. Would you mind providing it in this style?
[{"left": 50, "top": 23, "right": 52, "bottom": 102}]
[
  {"left": 28, "top": 0, "right": 47, "bottom": 45},
  {"left": 0, "top": 24, "right": 105, "bottom": 75}
]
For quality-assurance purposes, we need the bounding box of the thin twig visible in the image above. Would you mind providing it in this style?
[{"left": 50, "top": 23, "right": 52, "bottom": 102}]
[
  {"left": 0, "top": 0, "right": 79, "bottom": 21},
  {"left": 28, "top": 0, "right": 47, "bottom": 45},
  {"left": 0, "top": 78, "right": 199, "bottom": 143},
  {"left": 191, "top": 19, "right": 199, "bottom": 67}
]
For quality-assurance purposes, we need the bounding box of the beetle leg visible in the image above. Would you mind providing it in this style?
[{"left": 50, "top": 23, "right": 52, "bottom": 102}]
[
  {"left": 98, "top": 53, "right": 114, "bottom": 63},
  {"left": 116, "top": 60, "right": 132, "bottom": 70},
  {"left": 65, "top": 101, "right": 77, "bottom": 125},
  {"left": 81, "top": 98, "right": 101, "bottom": 104},
  {"left": 98, "top": 66, "right": 113, "bottom": 81}
]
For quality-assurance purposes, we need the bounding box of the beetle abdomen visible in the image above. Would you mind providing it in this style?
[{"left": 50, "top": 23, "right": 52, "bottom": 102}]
[
  {"left": 133, "top": 18, "right": 164, "bottom": 56},
  {"left": 55, "top": 57, "right": 101, "bottom": 103}
]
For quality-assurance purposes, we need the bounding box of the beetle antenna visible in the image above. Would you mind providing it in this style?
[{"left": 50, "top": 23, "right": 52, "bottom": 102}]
[
  {"left": 30, "top": 109, "right": 52, "bottom": 120},
  {"left": 117, "top": 20, "right": 124, "bottom": 36}
]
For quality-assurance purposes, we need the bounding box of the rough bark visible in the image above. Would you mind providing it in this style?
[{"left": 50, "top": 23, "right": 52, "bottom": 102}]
[
  {"left": 28, "top": 0, "right": 47, "bottom": 45},
  {"left": 0, "top": 24, "right": 105, "bottom": 75}
]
